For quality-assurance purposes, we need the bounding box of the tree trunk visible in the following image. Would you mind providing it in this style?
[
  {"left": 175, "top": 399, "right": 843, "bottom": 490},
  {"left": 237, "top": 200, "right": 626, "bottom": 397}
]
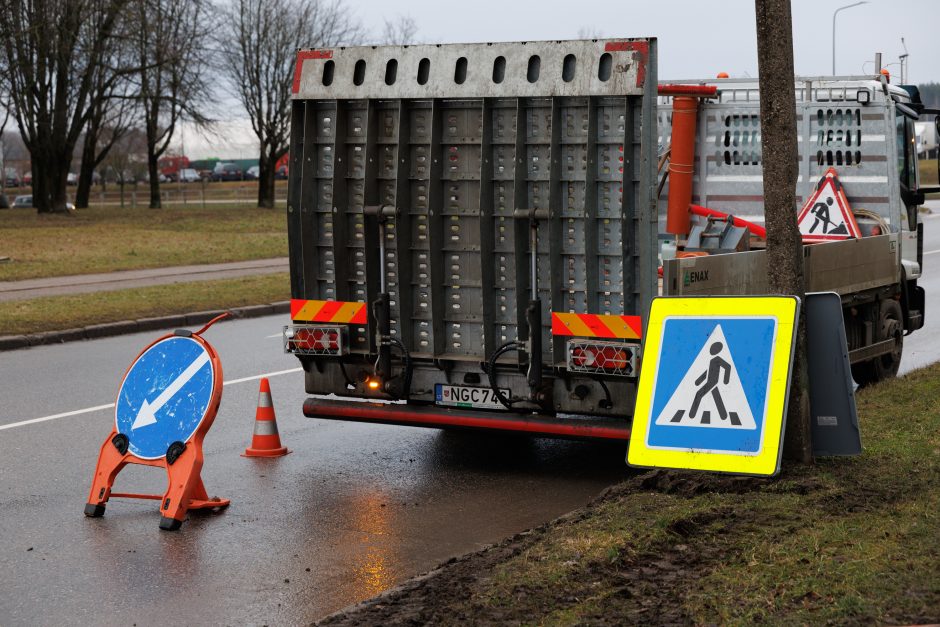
[
  {"left": 257, "top": 145, "right": 278, "bottom": 209},
  {"left": 76, "top": 131, "right": 98, "bottom": 209},
  {"left": 147, "top": 150, "right": 162, "bottom": 209},
  {"left": 755, "top": 0, "right": 811, "bottom": 463}
]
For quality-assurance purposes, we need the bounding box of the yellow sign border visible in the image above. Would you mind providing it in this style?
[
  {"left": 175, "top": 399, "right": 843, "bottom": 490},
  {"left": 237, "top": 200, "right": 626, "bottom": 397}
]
[{"left": 627, "top": 296, "right": 800, "bottom": 476}]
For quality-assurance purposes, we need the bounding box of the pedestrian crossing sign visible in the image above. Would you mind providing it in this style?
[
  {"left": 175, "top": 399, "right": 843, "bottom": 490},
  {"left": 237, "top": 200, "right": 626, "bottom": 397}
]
[{"left": 627, "top": 296, "right": 800, "bottom": 476}]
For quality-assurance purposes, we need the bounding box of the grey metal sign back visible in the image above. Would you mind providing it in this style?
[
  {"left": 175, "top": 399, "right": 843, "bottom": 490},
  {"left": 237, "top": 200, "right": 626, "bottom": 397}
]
[{"left": 806, "top": 291, "right": 861, "bottom": 456}]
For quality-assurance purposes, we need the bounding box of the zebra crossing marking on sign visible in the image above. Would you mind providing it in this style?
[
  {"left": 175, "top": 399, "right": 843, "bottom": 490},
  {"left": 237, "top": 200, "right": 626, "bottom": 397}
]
[{"left": 627, "top": 296, "right": 800, "bottom": 477}]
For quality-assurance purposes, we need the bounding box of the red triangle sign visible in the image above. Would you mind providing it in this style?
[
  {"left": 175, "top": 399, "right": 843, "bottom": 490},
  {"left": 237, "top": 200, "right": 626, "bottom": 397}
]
[{"left": 796, "top": 168, "right": 861, "bottom": 242}]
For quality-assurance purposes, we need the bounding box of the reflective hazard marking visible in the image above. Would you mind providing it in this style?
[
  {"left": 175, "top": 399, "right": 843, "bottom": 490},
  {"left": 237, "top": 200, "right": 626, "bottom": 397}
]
[
  {"left": 551, "top": 312, "right": 642, "bottom": 339},
  {"left": 796, "top": 167, "right": 861, "bottom": 242},
  {"left": 290, "top": 299, "right": 367, "bottom": 324},
  {"left": 627, "top": 296, "right": 800, "bottom": 477}
]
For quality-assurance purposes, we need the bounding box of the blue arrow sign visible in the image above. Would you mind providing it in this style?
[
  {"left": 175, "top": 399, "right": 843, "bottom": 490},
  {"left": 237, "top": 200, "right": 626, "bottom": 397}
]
[{"left": 115, "top": 336, "right": 216, "bottom": 459}]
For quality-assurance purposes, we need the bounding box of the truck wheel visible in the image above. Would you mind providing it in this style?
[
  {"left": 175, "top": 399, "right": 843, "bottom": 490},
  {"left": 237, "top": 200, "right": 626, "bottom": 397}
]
[
  {"left": 871, "top": 299, "right": 903, "bottom": 382},
  {"left": 850, "top": 299, "right": 903, "bottom": 387},
  {"left": 850, "top": 360, "right": 876, "bottom": 388}
]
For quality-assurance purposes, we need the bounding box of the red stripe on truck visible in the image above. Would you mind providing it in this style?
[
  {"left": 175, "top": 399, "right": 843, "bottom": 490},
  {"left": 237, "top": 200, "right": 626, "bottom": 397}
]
[
  {"left": 603, "top": 41, "right": 648, "bottom": 87},
  {"left": 292, "top": 49, "right": 334, "bottom": 94}
]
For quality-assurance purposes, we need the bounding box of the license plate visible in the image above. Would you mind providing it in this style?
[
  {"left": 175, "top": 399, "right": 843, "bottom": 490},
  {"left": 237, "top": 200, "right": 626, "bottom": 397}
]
[{"left": 435, "top": 384, "right": 510, "bottom": 410}]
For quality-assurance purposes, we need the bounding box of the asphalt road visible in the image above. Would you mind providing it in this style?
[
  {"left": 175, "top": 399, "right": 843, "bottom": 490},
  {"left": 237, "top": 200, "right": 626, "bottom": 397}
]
[
  {"left": 2, "top": 208, "right": 938, "bottom": 625},
  {"left": 899, "top": 204, "right": 940, "bottom": 374},
  {"left": 0, "top": 317, "right": 629, "bottom": 626}
]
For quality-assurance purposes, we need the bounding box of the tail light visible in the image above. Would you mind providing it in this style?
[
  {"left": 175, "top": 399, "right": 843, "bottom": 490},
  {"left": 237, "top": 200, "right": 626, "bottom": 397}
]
[
  {"left": 283, "top": 325, "right": 348, "bottom": 356},
  {"left": 566, "top": 340, "right": 639, "bottom": 377}
]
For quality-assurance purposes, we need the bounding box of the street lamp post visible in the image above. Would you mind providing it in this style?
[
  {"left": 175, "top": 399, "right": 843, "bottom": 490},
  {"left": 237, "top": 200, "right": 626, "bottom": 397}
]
[{"left": 832, "top": 1, "right": 868, "bottom": 75}]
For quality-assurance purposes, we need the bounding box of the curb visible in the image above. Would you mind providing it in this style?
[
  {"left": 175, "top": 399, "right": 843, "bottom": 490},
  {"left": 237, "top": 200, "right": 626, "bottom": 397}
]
[{"left": 0, "top": 300, "right": 291, "bottom": 352}]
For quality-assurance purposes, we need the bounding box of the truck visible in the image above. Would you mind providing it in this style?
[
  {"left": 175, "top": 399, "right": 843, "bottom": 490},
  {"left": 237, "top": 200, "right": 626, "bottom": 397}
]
[{"left": 283, "top": 38, "right": 935, "bottom": 440}]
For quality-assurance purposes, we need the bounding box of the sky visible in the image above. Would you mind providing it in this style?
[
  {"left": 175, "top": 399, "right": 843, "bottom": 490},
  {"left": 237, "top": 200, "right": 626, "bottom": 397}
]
[{"left": 187, "top": 0, "right": 940, "bottom": 159}]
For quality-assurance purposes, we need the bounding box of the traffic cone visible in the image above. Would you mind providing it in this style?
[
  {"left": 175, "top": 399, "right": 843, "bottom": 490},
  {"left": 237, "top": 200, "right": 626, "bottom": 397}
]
[{"left": 242, "top": 378, "right": 290, "bottom": 457}]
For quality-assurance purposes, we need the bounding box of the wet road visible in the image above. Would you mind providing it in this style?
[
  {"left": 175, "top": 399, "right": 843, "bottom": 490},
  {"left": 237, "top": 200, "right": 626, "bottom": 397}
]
[
  {"left": 899, "top": 206, "right": 940, "bottom": 374},
  {"left": 0, "top": 318, "right": 629, "bottom": 626},
  {"left": 2, "top": 210, "right": 938, "bottom": 625}
]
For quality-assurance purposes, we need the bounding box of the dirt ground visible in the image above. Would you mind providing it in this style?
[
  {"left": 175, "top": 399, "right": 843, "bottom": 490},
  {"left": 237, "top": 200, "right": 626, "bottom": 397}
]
[{"left": 316, "top": 470, "right": 801, "bottom": 626}]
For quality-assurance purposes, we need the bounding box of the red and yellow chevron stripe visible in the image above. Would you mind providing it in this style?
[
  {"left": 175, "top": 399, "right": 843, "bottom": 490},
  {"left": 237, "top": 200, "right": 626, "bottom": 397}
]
[
  {"left": 290, "top": 299, "right": 367, "bottom": 325},
  {"left": 551, "top": 312, "right": 642, "bottom": 339}
]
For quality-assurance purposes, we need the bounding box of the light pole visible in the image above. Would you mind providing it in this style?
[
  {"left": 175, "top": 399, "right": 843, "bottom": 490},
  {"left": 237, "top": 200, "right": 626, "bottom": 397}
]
[
  {"left": 899, "top": 37, "right": 908, "bottom": 84},
  {"left": 832, "top": 1, "right": 868, "bottom": 75}
]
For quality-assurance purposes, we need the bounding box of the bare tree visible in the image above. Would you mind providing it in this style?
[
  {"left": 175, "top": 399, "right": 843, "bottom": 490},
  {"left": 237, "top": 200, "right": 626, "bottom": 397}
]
[
  {"left": 101, "top": 128, "right": 147, "bottom": 207},
  {"left": 0, "top": 0, "right": 128, "bottom": 213},
  {"left": 133, "top": 0, "right": 212, "bottom": 209},
  {"left": 218, "top": 0, "right": 361, "bottom": 209},
  {"left": 75, "top": 24, "right": 139, "bottom": 209},
  {"left": 755, "top": 0, "right": 811, "bottom": 462},
  {"left": 381, "top": 15, "right": 418, "bottom": 45}
]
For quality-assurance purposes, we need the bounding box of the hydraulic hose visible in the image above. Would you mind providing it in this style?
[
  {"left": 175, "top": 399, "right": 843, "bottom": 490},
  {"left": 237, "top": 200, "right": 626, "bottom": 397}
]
[
  {"left": 485, "top": 340, "right": 526, "bottom": 410},
  {"left": 387, "top": 336, "right": 413, "bottom": 399}
]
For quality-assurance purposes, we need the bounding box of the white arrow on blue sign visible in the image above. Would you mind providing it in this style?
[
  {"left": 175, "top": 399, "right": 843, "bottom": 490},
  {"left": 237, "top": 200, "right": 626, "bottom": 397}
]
[{"left": 115, "top": 336, "right": 216, "bottom": 459}]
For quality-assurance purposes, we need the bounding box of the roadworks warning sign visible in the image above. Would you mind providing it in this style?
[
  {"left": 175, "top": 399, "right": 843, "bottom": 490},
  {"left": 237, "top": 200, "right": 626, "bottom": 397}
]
[
  {"left": 796, "top": 167, "right": 861, "bottom": 243},
  {"left": 627, "top": 296, "right": 800, "bottom": 477}
]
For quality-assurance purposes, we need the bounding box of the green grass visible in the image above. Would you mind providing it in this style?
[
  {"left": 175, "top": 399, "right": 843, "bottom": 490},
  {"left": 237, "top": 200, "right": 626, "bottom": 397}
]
[
  {"left": 0, "top": 203, "right": 287, "bottom": 281},
  {"left": 461, "top": 367, "right": 940, "bottom": 624},
  {"left": 0, "top": 273, "right": 289, "bottom": 336}
]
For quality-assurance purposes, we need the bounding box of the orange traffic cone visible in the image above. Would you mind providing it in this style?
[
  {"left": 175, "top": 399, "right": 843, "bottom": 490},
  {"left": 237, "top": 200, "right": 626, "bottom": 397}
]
[{"left": 243, "top": 378, "right": 290, "bottom": 457}]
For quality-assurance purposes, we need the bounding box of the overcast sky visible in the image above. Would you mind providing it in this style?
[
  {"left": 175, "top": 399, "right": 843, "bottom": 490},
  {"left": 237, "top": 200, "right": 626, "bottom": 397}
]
[{"left": 189, "top": 0, "right": 939, "bottom": 159}]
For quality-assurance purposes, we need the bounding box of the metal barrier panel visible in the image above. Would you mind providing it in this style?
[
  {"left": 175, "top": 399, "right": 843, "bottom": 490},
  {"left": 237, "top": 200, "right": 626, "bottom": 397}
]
[{"left": 288, "top": 40, "right": 658, "bottom": 369}]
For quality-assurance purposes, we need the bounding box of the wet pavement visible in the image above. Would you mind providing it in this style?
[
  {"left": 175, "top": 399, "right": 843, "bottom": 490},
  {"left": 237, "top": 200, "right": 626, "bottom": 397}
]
[{"left": 0, "top": 316, "right": 630, "bottom": 625}]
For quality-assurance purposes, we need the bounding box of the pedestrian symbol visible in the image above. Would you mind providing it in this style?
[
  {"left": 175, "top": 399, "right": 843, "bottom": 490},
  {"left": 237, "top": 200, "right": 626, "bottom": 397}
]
[
  {"left": 796, "top": 167, "right": 861, "bottom": 242},
  {"left": 654, "top": 325, "right": 757, "bottom": 430},
  {"left": 627, "top": 296, "right": 799, "bottom": 477}
]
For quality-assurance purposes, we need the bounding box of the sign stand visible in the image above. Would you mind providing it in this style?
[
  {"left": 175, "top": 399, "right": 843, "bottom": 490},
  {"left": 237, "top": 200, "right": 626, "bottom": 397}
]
[{"left": 84, "top": 314, "right": 231, "bottom": 530}]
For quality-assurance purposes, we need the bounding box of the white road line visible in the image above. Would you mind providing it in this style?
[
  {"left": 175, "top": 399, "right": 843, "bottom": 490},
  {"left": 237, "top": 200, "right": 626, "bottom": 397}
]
[
  {"left": 0, "top": 367, "right": 304, "bottom": 432},
  {"left": 223, "top": 367, "right": 303, "bottom": 386},
  {"left": 0, "top": 404, "right": 116, "bottom": 432},
  {"left": 923, "top": 248, "right": 940, "bottom": 256},
  {"left": 265, "top": 333, "right": 282, "bottom": 338}
]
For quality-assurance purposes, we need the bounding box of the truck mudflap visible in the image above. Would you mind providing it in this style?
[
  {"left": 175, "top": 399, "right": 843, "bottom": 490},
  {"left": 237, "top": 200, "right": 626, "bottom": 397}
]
[{"left": 302, "top": 399, "right": 630, "bottom": 441}]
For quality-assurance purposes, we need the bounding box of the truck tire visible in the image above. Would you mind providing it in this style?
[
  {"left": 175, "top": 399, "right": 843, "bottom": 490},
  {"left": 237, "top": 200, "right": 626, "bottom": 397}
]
[{"left": 851, "top": 299, "right": 903, "bottom": 387}]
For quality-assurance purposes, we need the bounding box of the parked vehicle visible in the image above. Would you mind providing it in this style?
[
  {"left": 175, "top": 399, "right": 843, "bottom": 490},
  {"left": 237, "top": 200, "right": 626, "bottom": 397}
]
[
  {"left": 212, "top": 162, "right": 243, "bottom": 181},
  {"left": 275, "top": 165, "right": 288, "bottom": 180},
  {"left": 12, "top": 194, "right": 74, "bottom": 210},
  {"left": 245, "top": 165, "right": 260, "bottom": 180},
  {"left": 177, "top": 168, "right": 201, "bottom": 183},
  {"left": 283, "top": 39, "right": 931, "bottom": 440}
]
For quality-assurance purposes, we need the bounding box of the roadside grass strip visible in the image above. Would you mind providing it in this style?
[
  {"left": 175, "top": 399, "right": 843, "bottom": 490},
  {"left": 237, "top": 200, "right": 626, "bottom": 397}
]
[
  {"left": 323, "top": 365, "right": 940, "bottom": 625},
  {"left": 486, "top": 368, "right": 940, "bottom": 624},
  {"left": 0, "top": 273, "right": 289, "bottom": 336},
  {"left": 0, "top": 204, "right": 286, "bottom": 281}
]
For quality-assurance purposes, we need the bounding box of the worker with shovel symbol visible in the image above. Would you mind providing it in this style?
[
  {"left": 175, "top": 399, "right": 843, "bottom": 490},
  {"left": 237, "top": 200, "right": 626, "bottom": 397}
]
[
  {"left": 809, "top": 197, "right": 834, "bottom": 234},
  {"left": 689, "top": 341, "right": 731, "bottom": 422}
]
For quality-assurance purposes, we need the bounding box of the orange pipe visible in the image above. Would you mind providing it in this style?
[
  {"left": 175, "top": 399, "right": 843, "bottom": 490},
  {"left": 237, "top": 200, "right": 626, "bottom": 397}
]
[{"left": 666, "top": 96, "right": 699, "bottom": 236}]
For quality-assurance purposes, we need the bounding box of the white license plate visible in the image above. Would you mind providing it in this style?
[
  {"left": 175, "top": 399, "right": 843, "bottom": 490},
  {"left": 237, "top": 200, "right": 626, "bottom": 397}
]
[{"left": 435, "top": 384, "right": 509, "bottom": 409}]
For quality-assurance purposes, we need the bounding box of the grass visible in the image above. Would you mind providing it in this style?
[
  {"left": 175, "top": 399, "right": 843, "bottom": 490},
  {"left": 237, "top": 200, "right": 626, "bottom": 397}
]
[
  {"left": 0, "top": 203, "right": 287, "bottom": 281},
  {"left": 462, "top": 366, "right": 940, "bottom": 623},
  {"left": 0, "top": 273, "right": 289, "bottom": 336}
]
